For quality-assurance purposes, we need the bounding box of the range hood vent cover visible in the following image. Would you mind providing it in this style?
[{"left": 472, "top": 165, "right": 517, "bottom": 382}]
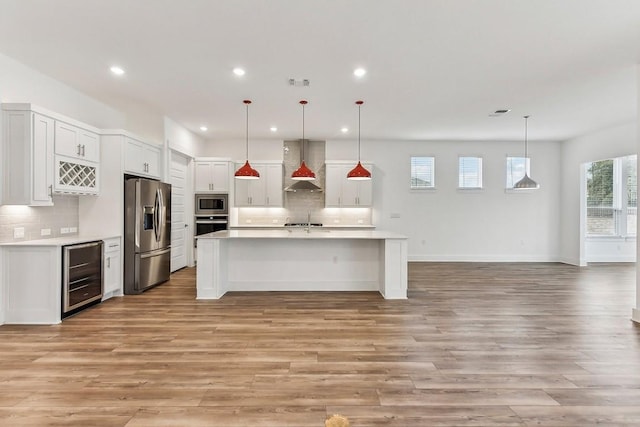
[{"left": 285, "top": 180, "right": 323, "bottom": 192}]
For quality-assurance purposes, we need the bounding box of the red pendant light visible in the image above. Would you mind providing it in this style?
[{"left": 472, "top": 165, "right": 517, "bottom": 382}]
[
  {"left": 234, "top": 100, "right": 260, "bottom": 180},
  {"left": 291, "top": 100, "right": 316, "bottom": 181},
  {"left": 347, "top": 100, "right": 372, "bottom": 180}
]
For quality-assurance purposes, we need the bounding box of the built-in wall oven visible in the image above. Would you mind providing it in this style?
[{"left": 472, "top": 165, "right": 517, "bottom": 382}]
[
  {"left": 195, "top": 193, "right": 228, "bottom": 216},
  {"left": 62, "top": 241, "right": 103, "bottom": 318},
  {"left": 194, "top": 215, "right": 228, "bottom": 247}
]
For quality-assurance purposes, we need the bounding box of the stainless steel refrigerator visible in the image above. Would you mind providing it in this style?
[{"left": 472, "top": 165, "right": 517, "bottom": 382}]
[{"left": 124, "top": 177, "right": 171, "bottom": 294}]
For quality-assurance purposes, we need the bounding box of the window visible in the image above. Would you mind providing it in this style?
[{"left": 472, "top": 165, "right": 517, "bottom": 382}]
[
  {"left": 458, "top": 156, "right": 483, "bottom": 188},
  {"left": 586, "top": 155, "right": 636, "bottom": 237},
  {"left": 506, "top": 156, "right": 530, "bottom": 189},
  {"left": 410, "top": 156, "right": 435, "bottom": 189}
]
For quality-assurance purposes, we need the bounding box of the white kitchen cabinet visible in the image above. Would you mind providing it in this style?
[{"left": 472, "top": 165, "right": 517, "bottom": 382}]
[
  {"left": 54, "top": 121, "right": 100, "bottom": 162},
  {"left": 194, "top": 160, "right": 229, "bottom": 192},
  {"left": 2, "top": 108, "right": 55, "bottom": 206},
  {"left": 234, "top": 162, "right": 283, "bottom": 207},
  {"left": 124, "top": 137, "right": 162, "bottom": 179},
  {"left": 325, "top": 162, "right": 373, "bottom": 207},
  {"left": 1, "top": 245, "right": 61, "bottom": 324},
  {"left": 103, "top": 237, "right": 122, "bottom": 298}
]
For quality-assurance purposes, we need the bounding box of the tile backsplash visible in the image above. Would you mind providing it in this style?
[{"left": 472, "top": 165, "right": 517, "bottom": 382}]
[{"left": 0, "top": 195, "right": 79, "bottom": 243}]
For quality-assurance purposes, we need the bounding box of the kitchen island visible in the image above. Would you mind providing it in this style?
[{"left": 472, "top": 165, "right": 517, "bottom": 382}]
[{"left": 196, "top": 229, "right": 408, "bottom": 299}]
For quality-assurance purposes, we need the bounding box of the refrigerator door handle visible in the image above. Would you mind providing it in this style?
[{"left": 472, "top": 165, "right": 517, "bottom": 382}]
[
  {"left": 154, "top": 188, "right": 161, "bottom": 243},
  {"left": 157, "top": 188, "right": 164, "bottom": 243},
  {"left": 140, "top": 247, "right": 171, "bottom": 259}
]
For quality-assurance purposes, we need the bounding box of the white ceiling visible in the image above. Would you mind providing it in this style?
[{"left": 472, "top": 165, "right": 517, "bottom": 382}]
[{"left": 0, "top": 0, "right": 638, "bottom": 142}]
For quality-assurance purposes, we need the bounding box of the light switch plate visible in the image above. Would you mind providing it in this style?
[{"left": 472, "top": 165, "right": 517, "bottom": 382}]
[
  {"left": 40, "top": 228, "right": 51, "bottom": 236},
  {"left": 69, "top": 226, "right": 77, "bottom": 233},
  {"left": 60, "top": 227, "right": 70, "bottom": 234},
  {"left": 13, "top": 227, "right": 25, "bottom": 239}
]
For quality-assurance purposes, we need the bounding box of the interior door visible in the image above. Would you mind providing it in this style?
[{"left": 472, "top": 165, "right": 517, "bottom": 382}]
[{"left": 170, "top": 151, "right": 188, "bottom": 271}]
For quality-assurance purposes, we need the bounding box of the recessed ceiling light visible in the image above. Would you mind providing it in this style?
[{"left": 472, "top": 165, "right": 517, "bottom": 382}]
[
  {"left": 341, "top": 127, "right": 349, "bottom": 133},
  {"left": 233, "top": 67, "right": 246, "bottom": 76},
  {"left": 200, "top": 126, "right": 208, "bottom": 131},
  {"left": 110, "top": 66, "right": 125, "bottom": 76},
  {"left": 353, "top": 68, "right": 367, "bottom": 78},
  {"left": 270, "top": 126, "right": 278, "bottom": 132}
]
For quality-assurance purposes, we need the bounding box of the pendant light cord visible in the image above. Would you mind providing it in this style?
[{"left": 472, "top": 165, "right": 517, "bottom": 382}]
[
  {"left": 300, "top": 100, "right": 307, "bottom": 162},
  {"left": 523, "top": 115, "right": 529, "bottom": 159},
  {"left": 243, "top": 99, "right": 251, "bottom": 160},
  {"left": 358, "top": 102, "right": 361, "bottom": 160}
]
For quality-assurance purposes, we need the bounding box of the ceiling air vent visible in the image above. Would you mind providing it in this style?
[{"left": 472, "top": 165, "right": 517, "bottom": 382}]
[
  {"left": 288, "top": 78, "right": 310, "bottom": 87},
  {"left": 489, "top": 109, "right": 511, "bottom": 117}
]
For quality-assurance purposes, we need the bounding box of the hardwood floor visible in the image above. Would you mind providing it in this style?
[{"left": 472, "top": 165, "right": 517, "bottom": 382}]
[{"left": 1, "top": 262, "right": 639, "bottom": 426}]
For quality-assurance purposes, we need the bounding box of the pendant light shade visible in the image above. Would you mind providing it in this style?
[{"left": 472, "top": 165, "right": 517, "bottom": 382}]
[
  {"left": 234, "top": 99, "right": 260, "bottom": 180},
  {"left": 513, "top": 115, "right": 539, "bottom": 190},
  {"left": 291, "top": 100, "right": 316, "bottom": 181},
  {"left": 347, "top": 100, "right": 371, "bottom": 180}
]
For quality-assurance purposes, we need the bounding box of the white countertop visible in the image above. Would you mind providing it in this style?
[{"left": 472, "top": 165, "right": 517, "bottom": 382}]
[
  {"left": 197, "top": 229, "right": 406, "bottom": 240},
  {"left": 231, "top": 224, "right": 376, "bottom": 229},
  {"left": 0, "top": 235, "right": 120, "bottom": 247}
]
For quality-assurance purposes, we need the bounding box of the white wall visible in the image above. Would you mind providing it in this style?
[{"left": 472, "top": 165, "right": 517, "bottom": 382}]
[
  {"left": 560, "top": 122, "right": 637, "bottom": 265},
  {"left": 328, "top": 138, "right": 562, "bottom": 261},
  {"left": 200, "top": 139, "right": 284, "bottom": 162},
  {"left": 164, "top": 117, "right": 205, "bottom": 158},
  {"left": 0, "top": 53, "right": 125, "bottom": 128}
]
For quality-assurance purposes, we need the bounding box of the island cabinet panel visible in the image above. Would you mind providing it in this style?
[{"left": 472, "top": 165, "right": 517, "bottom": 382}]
[
  {"left": 194, "top": 161, "right": 229, "bottom": 192},
  {"left": 325, "top": 162, "right": 373, "bottom": 207},
  {"left": 234, "top": 162, "right": 282, "bottom": 207},
  {"left": 196, "top": 229, "right": 408, "bottom": 300}
]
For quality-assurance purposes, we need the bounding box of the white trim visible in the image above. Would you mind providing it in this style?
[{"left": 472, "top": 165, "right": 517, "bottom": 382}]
[
  {"left": 632, "top": 308, "right": 640, "bottom": 324},
  {"left": 408, "top": 254, "right": 561, "bottom": 262}
]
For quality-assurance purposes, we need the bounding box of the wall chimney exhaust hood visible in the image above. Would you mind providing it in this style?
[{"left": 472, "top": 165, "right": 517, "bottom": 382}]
[{"left": 284, "top": 139, "right": 324, "bottom": 192}]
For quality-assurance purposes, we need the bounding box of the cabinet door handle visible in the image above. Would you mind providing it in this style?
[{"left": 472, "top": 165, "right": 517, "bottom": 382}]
[
  {"left": 107, "top": 257, "right": 111, "bottom": 268},
  {"left": 48, "top": 185, "right": 53, "bottom": 198},
  {"left": 266, "top": 196, "right": 269, "bottom": 205},
  {"left": 77, "top": 144, "right": 81, "bottom": 155},
  {"left": 81, "top": 144, "right": 85, "bottom": 157}
]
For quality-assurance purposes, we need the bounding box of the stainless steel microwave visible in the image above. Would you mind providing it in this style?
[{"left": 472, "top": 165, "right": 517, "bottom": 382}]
[{"left": 195, "top": 193, "right": 228, "bottom": 215}]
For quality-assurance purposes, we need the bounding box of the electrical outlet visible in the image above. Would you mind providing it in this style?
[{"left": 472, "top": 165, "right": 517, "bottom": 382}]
[
  {"left": 357, "top": 219, "right": 364, "bottom": 224},
  {"left": 13, "top": 227, "right": 25, "bottom": 239},
  {"left": 272, "top": 219, "right": 279, "bottom": 224},
  {"left": 333, "top": 219, "right": 340, "bottom": 223},
  {"left": 40, "top": 228, "right": 51, "bottom": 236},
  {"left": 60, "top": 227, "right": 70, "bottom": 234},
  {"left": 69, "top": 226, "right": 77, "bottom": 233},
  {"left": 245, "top": 219, "right": 252, "bottom": 223}
]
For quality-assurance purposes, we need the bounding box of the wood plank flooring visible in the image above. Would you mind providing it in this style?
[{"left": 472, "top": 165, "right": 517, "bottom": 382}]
[{"left": 1, "top": 262, "right": 639, "bottom": 426}]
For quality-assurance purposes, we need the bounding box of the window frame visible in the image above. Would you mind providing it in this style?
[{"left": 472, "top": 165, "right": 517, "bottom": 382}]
[
  {"left": 410, "top": 156, "right": 436, "bottom": 190},
  {"left": 457, "top": 156, "right": 484, "bottom": 190},
  {"left": 505, "top": 156, "right": 532, "bottom": 191}
]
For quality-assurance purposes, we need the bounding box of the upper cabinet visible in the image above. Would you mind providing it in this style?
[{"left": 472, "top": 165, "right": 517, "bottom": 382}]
[
  {"left": 194, "top": 160, "right": 230, "bottom": 192},
  {"left": 124, "top": 137, "right": 162, "bottom": 179},
  {"left": 234, "top": 162, "right": 283, "bottom": 207},
  {"left": 55, "top": 122, "right": 100, "bottom": 162},
  {"left": 2, "top": 109, "right": 55, "bottom": 206},
  {"left": 2, "top": 104, "right": 102, "bottom": 205},
  {"left": 53, "top": 121, "right": 100, "bottom": 195},
  {"left": 325, "top": 162, "right": 373, "bottom": 207}
]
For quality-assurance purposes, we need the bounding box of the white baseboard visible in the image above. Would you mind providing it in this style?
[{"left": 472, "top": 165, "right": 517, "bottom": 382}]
[
  {"left": 585, "top": 255, "right": 636, "bottom": 263},
  {"left": 408, "top": 255, "right": 562, "bottom": 263}
]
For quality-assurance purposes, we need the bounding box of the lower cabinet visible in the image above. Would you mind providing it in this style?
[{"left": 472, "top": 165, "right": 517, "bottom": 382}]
[{"left": 103, "top": 237, "right": 122, "bottom": 298}]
